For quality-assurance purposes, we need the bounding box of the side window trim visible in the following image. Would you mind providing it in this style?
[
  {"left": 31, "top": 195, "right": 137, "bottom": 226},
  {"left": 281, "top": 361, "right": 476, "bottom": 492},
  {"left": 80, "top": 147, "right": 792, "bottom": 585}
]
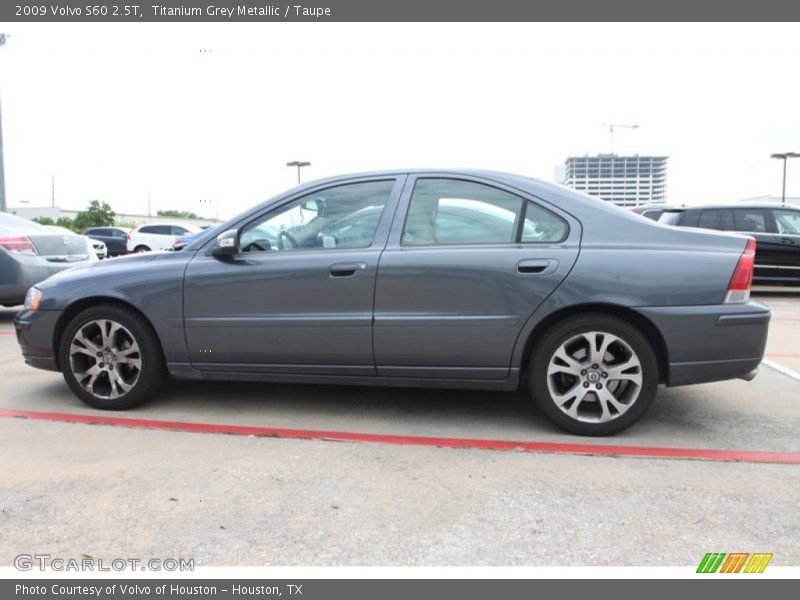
[{"left": 514, "top": 201, "right": 529, "bottom": 243}]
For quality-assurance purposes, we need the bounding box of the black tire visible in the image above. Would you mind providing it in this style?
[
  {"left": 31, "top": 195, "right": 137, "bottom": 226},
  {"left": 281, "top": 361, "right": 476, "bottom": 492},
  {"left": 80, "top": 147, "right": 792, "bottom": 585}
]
[
  {"left": 58, "top": 304, "right": 166, "bottom": 410},
  {"left": 529, "top": 313, "right": 659, "bottom": 436},
  {"left": 133, "top": 245, "right": 150, "bottom": 253}
]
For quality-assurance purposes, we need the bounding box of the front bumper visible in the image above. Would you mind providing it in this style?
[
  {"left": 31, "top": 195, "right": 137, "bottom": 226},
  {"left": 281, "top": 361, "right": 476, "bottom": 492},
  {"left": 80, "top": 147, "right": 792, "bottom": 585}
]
[
  {"left": 13, "top": 308, "right": 63, "bottom": 372},
  {"left": 634, "top": 301, "right": 771, "bottom": 386}
]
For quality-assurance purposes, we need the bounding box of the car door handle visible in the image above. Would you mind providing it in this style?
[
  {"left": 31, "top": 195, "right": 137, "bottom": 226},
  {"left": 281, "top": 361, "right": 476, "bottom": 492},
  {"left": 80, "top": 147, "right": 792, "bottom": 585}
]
[
  {"left": 781, "top": 237, "right": 796, "bottom": 245},
  {"left": 329, "top": 262, "right": 367, "bottom": 277},
  {"left": 516, "top": 258, "right": 558, "bottom": 274}
]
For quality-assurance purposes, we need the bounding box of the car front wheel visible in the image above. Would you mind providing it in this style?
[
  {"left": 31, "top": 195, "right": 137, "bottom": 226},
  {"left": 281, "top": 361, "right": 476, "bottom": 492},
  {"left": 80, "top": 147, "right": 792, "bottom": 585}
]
[
  {"left": 529, "top": 314, "right": 658, "bottom": 436},
  {"left": 59, "top": 304, "right": 166, "bottom": 410}
]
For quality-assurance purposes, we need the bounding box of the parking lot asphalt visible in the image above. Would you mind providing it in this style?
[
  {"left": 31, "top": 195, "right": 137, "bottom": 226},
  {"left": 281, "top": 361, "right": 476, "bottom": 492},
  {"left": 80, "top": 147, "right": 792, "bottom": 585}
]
[
  {"left": 755, "top": 287, "right": 800, "bottom": 374},
  {"left": 0, "top": 293, "right": 798, "bottom": 566}
]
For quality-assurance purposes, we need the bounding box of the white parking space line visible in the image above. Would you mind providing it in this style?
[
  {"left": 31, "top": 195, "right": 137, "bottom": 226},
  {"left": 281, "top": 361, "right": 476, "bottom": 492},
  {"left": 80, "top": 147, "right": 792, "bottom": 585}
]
[{"left": 762, "top": 359, "right": 800, "bottom": 384}]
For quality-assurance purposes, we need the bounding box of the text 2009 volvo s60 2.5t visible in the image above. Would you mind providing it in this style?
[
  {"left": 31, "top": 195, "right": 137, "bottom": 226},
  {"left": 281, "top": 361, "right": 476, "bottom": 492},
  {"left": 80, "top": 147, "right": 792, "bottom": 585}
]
[{"left": 14, "top": 170, "right": 770, "bottom": 435}]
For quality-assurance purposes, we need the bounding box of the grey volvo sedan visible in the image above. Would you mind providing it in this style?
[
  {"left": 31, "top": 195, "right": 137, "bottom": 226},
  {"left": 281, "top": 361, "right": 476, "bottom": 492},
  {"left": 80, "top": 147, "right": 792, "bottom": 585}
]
[{"left": 14, "top": 170, "right": 770, "bottom": 435}]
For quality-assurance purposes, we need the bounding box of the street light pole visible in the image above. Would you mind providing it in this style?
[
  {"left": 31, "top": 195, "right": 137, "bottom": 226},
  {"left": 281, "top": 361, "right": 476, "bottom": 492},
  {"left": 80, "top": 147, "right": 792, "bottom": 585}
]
[
  {"left": 0, "top": 33, "right": 8, "bottom": 213},
  {"left": 771, "top": 152, "right": 800, "bottom": 207},
  {"left": 286, "top": 161, "right": 311, "bottom": 184}
]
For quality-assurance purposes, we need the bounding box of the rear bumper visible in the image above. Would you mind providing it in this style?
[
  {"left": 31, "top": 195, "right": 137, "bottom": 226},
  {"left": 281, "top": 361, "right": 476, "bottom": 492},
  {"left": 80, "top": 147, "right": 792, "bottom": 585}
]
[
  {"left": 0, "top": 253, "right": 82, "bottom": 306},
  {"left": 634, "top": 301, "right": 770, "bottom": 386},
  {"left": 13, "top": 308, "right": 62, "bottom": 372}
]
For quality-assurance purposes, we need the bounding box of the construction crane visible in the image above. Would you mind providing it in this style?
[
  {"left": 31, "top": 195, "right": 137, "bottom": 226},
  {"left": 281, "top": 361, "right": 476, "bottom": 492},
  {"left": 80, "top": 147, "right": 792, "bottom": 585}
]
[{"left": 601, "top": 122, "right": 639, "bottom": 153}]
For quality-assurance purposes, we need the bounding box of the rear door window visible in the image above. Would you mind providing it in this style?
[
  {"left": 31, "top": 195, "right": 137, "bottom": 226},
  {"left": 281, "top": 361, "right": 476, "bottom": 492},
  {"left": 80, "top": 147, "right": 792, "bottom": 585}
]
[
  {"left": 733, "top": 209, "right": 767, "bottom": 233},
  {"left": 698, "top": 210, "right": 722, "bottom": 229},
  {"left": 719, "top": 210, "right": 735, "bottom": 231},
  {"left": 402, "top": 178, "right": 566, "bottom": 246}
]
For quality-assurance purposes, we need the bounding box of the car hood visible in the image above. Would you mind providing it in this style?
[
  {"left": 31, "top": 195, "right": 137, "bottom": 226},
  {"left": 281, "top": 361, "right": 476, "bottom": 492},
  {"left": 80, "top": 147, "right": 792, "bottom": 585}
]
[
  {"left": 32, "top": 250, "right": 196, "bottom": 311},
  {"left": 41, "top": 250, "right": 194, "bottom": 288}
]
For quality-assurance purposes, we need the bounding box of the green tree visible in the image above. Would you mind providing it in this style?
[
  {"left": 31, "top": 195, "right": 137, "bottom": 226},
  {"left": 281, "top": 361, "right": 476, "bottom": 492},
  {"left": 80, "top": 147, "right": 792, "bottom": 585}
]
[
  {"left": 73, "top": 200, "right": 115, "bottom": 232},
  {"left": 157, "top": 209, "right": 200, "bottom": 219},
  {"left": 114, "top": 220, "right": 138, "bottom": 229},
  {"left": 56, "top": 217, "right": 77, "bottom": 232},
  {"left": 32, "top": 216, "right": 55, "bottom": 225}
]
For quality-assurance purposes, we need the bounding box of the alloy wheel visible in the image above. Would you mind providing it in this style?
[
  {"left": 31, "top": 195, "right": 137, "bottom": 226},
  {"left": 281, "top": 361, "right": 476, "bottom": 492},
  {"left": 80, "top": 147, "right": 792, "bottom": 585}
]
[
  {"left": 68, "top": 319, "right": 142, "bottom": 400},
  {"left": 546, "top": 330, "right": 643, "bottom": 423}
]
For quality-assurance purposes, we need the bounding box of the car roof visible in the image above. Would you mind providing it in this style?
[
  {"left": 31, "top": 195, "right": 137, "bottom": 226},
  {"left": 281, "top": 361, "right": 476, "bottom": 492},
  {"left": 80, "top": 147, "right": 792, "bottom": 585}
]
[
  {"left": 270, "top": 168, "right": 626, "bottom": 213},
  {"left": 137, "top": 222, "right": 199, "bottom": 228},
  {"left": 679, "top": 203, "right": 799, "bottom": 211}
]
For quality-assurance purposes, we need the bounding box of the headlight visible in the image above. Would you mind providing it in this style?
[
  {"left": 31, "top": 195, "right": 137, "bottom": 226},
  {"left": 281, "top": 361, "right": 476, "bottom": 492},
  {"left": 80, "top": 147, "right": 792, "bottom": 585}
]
[{"left": 24, "top": 287, "right": 43, "bottom": 311}]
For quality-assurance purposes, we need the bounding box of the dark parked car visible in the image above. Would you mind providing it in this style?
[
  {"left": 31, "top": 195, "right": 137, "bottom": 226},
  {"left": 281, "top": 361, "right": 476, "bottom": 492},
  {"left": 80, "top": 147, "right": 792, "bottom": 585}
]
[
  {"left": 14, "top": 170, "right": 770, "bottom": 435},
  {"left": 659, "top": 204, "right": 800, "bottom": 286},
  {"left": 82, "top": 227, "right": 131, "bottom": 257},
  {"left": 1, "top": 212, "right": 97, "bottom": 306}
]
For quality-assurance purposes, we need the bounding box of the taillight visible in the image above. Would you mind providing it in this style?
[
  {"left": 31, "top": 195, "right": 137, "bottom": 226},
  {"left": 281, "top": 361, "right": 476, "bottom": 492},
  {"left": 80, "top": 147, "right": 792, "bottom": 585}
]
[
  {"left": 0, "top": 235, "right": 37, "bottom": 255},
  {"left": 725, "top": 238, "right": 756, "bottom": 304},
  {"left": 126, "top": 232, "right": 131, "bottom": 241}
]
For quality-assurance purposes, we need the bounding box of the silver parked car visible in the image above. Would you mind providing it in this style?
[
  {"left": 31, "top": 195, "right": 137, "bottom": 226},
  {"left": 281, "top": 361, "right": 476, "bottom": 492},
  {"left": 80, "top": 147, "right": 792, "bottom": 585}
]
[
  {"left": 0, "top": 212, "right": 97, "bottom": 306},
  {"left": 14, "top": 170, "right": 770, "bottom": 435},
  {"left": 46, "top": 225, "right": 108, "bottom": 260}
]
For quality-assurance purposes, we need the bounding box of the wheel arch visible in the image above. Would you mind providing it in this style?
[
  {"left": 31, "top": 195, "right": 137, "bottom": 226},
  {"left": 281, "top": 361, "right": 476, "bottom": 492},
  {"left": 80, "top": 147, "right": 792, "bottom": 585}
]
[
  {"left": 518, "top": 303, "right": 669, "bottom": 384},
  {"left": 53, "top": 296, "right": 164, "bottom": 370}
]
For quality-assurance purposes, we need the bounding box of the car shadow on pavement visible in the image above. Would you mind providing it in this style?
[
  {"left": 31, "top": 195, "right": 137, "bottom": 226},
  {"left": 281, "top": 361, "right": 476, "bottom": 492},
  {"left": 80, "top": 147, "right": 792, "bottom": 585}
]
[
  {"left": 0, "top": 307, "right": 20, "bottom": 325},
  {"left": 11, "top": 372, "right": 797, "bottom": 448},
  {"left": 156, "top": 377, "right": 549, "bottom": 433}
]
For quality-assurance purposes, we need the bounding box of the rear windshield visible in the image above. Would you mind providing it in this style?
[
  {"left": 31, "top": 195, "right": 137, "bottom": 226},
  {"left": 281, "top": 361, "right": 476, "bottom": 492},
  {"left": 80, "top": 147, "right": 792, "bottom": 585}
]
[{"left": 0, "top": 212, "right": 51, "bottom": 235}]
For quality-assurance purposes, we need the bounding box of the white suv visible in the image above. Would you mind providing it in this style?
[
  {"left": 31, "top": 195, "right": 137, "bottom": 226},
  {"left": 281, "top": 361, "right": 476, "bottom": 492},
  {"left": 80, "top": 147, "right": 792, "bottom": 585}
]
[{"left": 127, "top": 223, "right": 201, "bottom": 253}]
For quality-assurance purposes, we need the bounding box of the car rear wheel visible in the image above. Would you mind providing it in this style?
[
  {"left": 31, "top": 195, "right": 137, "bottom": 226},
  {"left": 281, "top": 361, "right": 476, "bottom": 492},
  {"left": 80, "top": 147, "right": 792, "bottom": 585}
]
[
  {"left": 529, "top": 314, "right": 658, "bottom": 436},
  {"left": 133, "top": 245, "right": 150, "bottom": 253},
  {"left": 59, "top": 304, "right": 166, "bottom": 410}
]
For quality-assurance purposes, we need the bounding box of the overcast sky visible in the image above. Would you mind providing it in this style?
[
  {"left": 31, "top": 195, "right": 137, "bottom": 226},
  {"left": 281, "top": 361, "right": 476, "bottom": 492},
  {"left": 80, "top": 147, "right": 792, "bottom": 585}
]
[{"left": 1, "top": 22, "right": 799, "bottom": 219}]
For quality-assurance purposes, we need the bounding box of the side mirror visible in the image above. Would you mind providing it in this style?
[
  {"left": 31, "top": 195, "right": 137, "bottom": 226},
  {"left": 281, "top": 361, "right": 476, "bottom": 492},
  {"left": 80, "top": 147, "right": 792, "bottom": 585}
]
[{"left": 212, "top": 228, "right": 239, "bottom": 257}]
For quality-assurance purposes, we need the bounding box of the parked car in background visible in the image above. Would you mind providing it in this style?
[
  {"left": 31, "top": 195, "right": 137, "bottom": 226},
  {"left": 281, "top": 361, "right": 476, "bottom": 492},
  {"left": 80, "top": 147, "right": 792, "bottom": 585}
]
[
  {"left": 0, "top": 212, "right": 97, "bottom": 306},
  {"left": 127, "top": 223, "right": 201, "bottom": 253},
  {"left": 83, "top": 226, "right": 131, "bottom": 257},
  {"left": 630, "top": 204, "right": 683, "bottom": 221},
  {"left": 14, "top": 170, "right": 770, "bottom": 436},
  {"left": 46, "top": 226, "right": 107, "bottom": 260},
  {"left": 659, "top": 204, "right": 800, "bottom": 286}
]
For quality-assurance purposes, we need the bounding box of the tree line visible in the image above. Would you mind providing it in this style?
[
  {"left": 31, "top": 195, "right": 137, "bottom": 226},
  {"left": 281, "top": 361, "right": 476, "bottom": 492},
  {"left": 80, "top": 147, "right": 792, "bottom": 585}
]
[{"left": 32, "top": 202, "right": 201, "bottom": 232}]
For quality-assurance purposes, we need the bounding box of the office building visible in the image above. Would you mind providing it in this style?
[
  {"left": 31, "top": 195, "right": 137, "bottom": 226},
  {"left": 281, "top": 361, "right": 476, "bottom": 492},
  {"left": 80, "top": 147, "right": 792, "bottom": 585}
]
[{"left": 563, "top": 154, "right": 668, "bottom": 207}]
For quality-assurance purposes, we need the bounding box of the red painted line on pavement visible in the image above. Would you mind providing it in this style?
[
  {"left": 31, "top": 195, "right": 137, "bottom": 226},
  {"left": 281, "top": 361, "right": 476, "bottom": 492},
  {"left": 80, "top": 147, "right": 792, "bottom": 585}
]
[{"left": 0, "top": 408, "right": 798, "bottom": 464}]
